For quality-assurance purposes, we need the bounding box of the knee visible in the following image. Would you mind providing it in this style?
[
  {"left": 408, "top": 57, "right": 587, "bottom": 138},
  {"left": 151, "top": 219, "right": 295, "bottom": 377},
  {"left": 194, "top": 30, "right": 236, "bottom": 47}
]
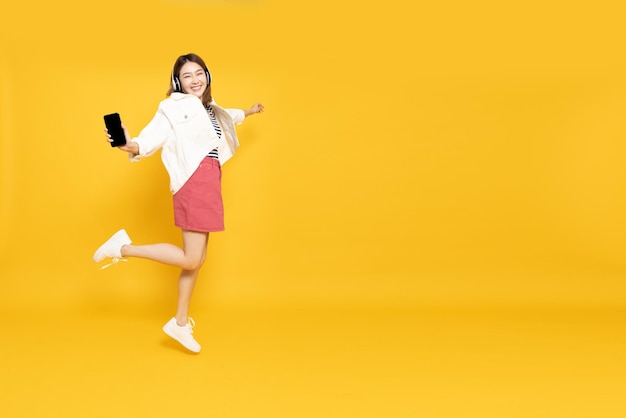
[{"left": 182, "top": 255, "right": 205, "bottom": 271}]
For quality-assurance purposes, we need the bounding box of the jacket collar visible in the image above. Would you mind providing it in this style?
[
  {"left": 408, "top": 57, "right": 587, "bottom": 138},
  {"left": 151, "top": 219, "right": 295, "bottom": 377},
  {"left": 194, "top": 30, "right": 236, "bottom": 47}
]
[
  {"left": 170, "top": 92, "right": 194, "bottom": 101},
  {"left": 170, "top": 92, "right": 218, "bottom": 107}
]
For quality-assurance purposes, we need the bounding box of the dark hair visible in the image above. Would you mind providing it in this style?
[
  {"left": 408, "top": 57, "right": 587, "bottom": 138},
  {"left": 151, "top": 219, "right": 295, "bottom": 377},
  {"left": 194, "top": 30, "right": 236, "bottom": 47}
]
[{"left": 167, "top": 53, "right": 213, "bottom": 106}]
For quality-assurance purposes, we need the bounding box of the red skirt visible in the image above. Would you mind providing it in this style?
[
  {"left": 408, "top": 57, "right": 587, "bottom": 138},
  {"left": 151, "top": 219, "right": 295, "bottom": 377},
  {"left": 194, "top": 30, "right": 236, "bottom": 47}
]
[{"left": 173, "top": 157, "right": 224, "bottom": 232}]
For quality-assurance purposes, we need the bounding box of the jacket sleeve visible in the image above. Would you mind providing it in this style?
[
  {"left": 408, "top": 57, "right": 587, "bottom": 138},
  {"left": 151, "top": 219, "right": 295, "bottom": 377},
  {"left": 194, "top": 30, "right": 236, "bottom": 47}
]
[
  {"left": 224, "top": 108, "right": 245, "bottom": 125},
  {"left": 129, "top": 106, "right": 171, "bottom": 162}
]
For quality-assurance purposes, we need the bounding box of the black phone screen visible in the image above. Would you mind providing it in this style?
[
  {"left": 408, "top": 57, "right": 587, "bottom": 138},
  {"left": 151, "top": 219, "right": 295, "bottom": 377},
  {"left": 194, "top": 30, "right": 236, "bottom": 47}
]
[{"left": 104, "top": 113, "right": 127, "bottom": 147}]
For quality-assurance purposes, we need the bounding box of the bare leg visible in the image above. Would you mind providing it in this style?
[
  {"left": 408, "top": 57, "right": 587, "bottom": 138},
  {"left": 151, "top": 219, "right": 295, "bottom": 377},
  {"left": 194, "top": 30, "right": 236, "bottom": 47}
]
[
  {"left": 175, "top": 232, "right": 209, "bottom": 325},
  {"left": 119, "top": 230, "right": 209, "bottom": 325},
  {"left": 175, "top": 266, "right": 201, "bottom": 325},
  {"left": 120, "top": 230, "right": 208, "bottom": 271},
  {"left": 99, "top": 229, "right": 210, "bottom": 352},
  {"left": 120, "top": 230, "right": 209, "bottom": 324}
]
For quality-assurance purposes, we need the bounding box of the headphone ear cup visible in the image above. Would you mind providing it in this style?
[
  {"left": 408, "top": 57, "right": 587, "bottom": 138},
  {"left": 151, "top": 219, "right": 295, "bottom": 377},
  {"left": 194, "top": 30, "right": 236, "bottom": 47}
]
[
  {"left": 205, "top": 70, "right": 211, "bottom": 84},
  {"left": 172, "top": 75, "right": 181, "bottom": 92}
]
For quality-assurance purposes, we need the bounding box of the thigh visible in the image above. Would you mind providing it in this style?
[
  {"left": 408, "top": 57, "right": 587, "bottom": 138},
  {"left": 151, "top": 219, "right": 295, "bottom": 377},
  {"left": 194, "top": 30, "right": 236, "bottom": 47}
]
[{"left": 182, "top": 230, "right": 209, "bottom": 264}]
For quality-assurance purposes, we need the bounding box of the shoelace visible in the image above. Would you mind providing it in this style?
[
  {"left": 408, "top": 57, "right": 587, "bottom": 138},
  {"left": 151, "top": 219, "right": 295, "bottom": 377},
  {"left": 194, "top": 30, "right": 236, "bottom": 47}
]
[
  {"left": 100, "top": 257, "right": 128, "bottom": 270},
  {"left": 186, "top": 317, "right": 196, "bottom": 333}
]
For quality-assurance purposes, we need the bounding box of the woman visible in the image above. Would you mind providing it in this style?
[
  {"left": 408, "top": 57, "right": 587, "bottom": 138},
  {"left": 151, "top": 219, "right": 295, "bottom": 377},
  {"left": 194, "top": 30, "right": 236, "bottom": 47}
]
[{"left": 93, "top": 53, "right": 264, "bottom": 353}]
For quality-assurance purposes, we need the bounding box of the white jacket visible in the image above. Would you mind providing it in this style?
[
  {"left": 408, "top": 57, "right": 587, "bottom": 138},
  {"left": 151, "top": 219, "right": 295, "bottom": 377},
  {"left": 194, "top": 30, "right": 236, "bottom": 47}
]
[{"left": 130, "top": 92, "right": 245, "bottom": 194}]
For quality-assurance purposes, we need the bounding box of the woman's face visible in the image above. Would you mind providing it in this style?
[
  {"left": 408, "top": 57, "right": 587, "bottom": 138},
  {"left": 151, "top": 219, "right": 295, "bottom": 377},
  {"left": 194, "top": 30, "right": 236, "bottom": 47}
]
[{"left": 179, "top": 61, "right": 208, "bottom": 98}]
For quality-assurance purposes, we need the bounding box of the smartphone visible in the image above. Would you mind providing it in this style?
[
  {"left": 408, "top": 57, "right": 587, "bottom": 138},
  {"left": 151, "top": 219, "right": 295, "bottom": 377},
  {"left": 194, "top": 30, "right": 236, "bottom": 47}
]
[{"left": 103, "top": 113, "right": 127, "bottom": 147}]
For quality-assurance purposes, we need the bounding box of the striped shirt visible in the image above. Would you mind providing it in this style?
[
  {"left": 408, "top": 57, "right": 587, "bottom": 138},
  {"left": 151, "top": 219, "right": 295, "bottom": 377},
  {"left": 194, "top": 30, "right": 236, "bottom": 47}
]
[{"left": 206, "top": 105, "right": 222, "bottom": 159}]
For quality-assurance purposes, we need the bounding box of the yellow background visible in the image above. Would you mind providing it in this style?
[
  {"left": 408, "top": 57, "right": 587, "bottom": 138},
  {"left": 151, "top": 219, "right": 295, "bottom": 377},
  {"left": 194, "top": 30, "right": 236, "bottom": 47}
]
[{"left": 1, "top": 0, "right": 626, "bottom": 417}]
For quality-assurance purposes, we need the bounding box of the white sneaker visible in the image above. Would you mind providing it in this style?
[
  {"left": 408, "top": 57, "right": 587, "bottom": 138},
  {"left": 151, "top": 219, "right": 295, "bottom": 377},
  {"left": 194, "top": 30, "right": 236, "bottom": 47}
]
[
  {"left": 163, "top": 317, "right": 201, "bottom": 353},
  {"left": 93, "top": 229, "right": 132, "bottom": 263}
]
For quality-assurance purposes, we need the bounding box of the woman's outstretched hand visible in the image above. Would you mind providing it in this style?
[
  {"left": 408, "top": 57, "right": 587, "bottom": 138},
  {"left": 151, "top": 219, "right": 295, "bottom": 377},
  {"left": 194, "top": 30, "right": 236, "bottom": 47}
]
[
  {"left": 104, "top": 123, "right": 139, "bottom": 155},
  {"left": 245, "top": 103, "right": 264, "bottom": 117}
]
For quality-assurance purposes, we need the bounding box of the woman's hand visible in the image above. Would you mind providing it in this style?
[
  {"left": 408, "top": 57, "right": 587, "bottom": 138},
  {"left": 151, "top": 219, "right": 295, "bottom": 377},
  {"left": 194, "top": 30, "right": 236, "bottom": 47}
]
[
  {"left": 245, "top": 103, "right": 264, "bottom": 117},
  {"left": 104, "top": 123, "right": 139, "bottom": 155}
]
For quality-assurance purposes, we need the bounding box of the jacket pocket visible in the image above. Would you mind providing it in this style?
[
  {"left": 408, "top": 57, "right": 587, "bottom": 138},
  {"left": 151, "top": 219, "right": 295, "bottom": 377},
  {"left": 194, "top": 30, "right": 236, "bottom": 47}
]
[{"left": 171, "top": 108, "right": 199, "bottom": 125}]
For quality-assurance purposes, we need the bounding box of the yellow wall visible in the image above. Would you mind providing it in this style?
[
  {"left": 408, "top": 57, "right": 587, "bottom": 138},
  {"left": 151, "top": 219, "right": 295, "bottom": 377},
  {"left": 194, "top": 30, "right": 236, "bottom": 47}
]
[{"left": 1, "top": 0, "right": 626, "bottom": 311}]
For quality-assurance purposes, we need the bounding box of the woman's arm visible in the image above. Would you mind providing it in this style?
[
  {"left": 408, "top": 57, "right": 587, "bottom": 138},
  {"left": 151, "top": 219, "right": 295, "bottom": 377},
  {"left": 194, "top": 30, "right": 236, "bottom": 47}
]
[{"left": 128, "top": 106, "right": 172, "bottom": 161}]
